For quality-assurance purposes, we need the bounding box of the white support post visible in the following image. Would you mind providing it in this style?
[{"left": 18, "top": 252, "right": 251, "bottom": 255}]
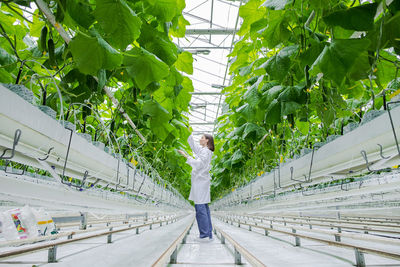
[
  {"left": 292, "top": 229, "right": 300, "bottom": 246},
  {"left": 170, "top": 247, "right": 178, "bottom": 264},
  {"left": 80, "top": 212, "right": 88, "bottom": 230},
  {"left": 354, "top": 248, "right": 366, "bottom": 267},
  {"left": 48, "top": 246, "right": 57, "bottom": 263},
  {"left": 107, "top": 227, "right": 113, "bottom": 243},
  {"left": 234, "top": 247, "right": 241, "bottom": 265}
]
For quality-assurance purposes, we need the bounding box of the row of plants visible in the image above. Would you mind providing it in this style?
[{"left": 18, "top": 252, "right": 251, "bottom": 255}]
[
  {"left": 0, "top": 0, "right": 194, "bottom": 199},
  {"left": 211, "top": 0, "right": 400, "bottom": 200}
]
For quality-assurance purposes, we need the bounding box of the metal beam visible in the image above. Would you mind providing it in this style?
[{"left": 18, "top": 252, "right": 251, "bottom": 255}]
[
  {"left": 190, "top": 122, "right": 215, "bottom": 125},
  {"left": 191, "top": 103, "right": 221, "bottom": 106},
  {"left": 185, "top": 29, "right": 237, "bottom": 35},
  {"left": 191, "top": 92, "right": 222, "bottom": 95},
  {"left": 183, "top": 46, "right": 232, "bottom": 49},
  {"left": 183, "top": 12, "right": 226, "bottom": 29}
]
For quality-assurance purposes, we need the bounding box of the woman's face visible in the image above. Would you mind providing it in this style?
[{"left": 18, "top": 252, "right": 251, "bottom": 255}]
[{"left": 200, "top": 135, "right": 209, "bottom": 147}]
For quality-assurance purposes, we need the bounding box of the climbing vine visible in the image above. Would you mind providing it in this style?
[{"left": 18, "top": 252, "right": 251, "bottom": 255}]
[
  {"left": 0, "top": 0, "right": 193, "bottom": 198},
  {"left": 211, "top": 0, "right": 400, "bottom": 199}
]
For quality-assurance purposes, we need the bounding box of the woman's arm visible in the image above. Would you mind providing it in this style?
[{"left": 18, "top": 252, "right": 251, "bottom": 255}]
[
  {"left": 177, "top": 149, "right": 188, "bottom": 159},
  {"left": 185, "top": 148, "right": 211, "bottom": 171},
  {"left": 187, "top": 134, "right": 202, "bottom": 156}
]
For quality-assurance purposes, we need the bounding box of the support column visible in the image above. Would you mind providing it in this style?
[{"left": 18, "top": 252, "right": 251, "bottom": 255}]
[
  {"left": 234, "top": 247, "right": 241, "bottom": 265},
  {"left": 292, "top": 229, "right": 300, "bottom": 246},
  {"left": 107, "top": 227, "right": 113, "bottom": 243},
  {"left": 80, "top": 212, "right": 88, "bottom": 230},
  {"left": 170, "top": 247, "right": 178, "bottom": 264},
  {"left": 48, "top": 246, "right": 57, "bottom": 263},
  {"left": 354, "top": 248, "right": 365, "bottom": 267},
  {"left": 335, "top": 234, "right": 341, "bottom": 242}
]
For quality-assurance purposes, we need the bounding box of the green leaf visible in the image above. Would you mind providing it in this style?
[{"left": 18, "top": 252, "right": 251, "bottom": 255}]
[
  {"left": 243, "top": 123, "right": 267, "bottom": 140},
  {"left": 152, "top": 121, "right": 176, "bottom": 142},
  {"left": 69, "top": 34, "right": 102, "bottom": 75},
  {"left": 153, "top": 84, "right": 175, "bottom": 113},
  {"left": 237, "top": 0, "right": 266, "bottom": 36},
  {"left": 123, "top": 47, "right": 170, "bottom": 90},
  {"left": 231, "top": 149, "right": 244, "bottom": 164},
  {"left": 264, "top": 45, "right": 298, "bottom": 82},
  {"left": 243, "top": 83, "right": 261, "bottom": 107},
  {"left": 375, "top": 50, "right": 398, "bottom": 88},
  {"left": 0, "top": 68, "right": 13, "bottom": 83},
  {"left": 138, "top": 22, "right": 178, "bottom": 66},
  {"left": 175, "top": 76, "right": 193, "bottom": 112},
  {"left": 265, "top": 99, "right": 281, "bottom": 124},
  {"left": 260, "top": 85, "right": 284, "bottom": 107},
  {"left": 144, "top": 0, "right": 185, "bottom": 22},
  {"left": 174, "top": 51, "right": 193, "bottom": 74},
  {"left": 0, "top": 47, "right": 17, "bottom": 72},
  {"left": 310, "top": 38, "right": 371, "bottom": 86},
  {"left": 69, "top": 33, "right": 122, "bottom": 75},
  {"left": 323, "top": 3, "right": 378, "bottom": 31},
  {"left": 309, "top": 0, "right": 324, "bottom": 9},
  {"left": 165, "top": 66, "right": 184, "bottom": 87},
  {"left": 170, "top": 15, "right": 190, "bottom": 37},
  {"left": 66, "top": 0, "right": 95, "bottom": 29},
  {"left": 143, "top": 99, "right": 172, "bottom": 124},
  {"left": 262, "top": 0, "right": 293, "bottom": 10},
  {"left": 97, "top": 69, "right": 107, "bottom": 91},
  {"left": 96, "top": 34, "right": 124, "bottom": 69},
  {"left": 367, "top": 12, "right": 400, "bottom": 51},
  {"left": 296, "top": 119, "right": 309, "bottom": 135},
  {"left": 299, "top": 40, "right": 325, "bottom": 70},
  {"left": 29, "top": 10, "right": 45, "bottom": 37},
  {"left": 95, "top": 0, "right": 142, "bottom": 50},
  {"left": 259, "top": 10, "right": 291, "bottom": 48},
  {"left": 281, "top": 101, "right": 302, "bottom": 116}
]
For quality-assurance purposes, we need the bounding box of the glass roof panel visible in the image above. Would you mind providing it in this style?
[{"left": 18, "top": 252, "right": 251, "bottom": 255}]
[{"left": 175, "top": 0, "right": 243, "bottom": 141}]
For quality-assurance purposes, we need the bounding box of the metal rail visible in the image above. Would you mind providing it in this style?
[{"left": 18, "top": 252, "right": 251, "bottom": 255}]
[
  {"left": 246, "top": 214, "right": 400, "bottom": 228},
  {"left": 221, "top": 214, "right": 400, "bottom": 245},
  {"left": 225, "top": 214, "right": 400, "bottom": 235},
  {"left": 151, "top": 216, "right": 195, "bottom": 266},
  {"left": 215, "top": 215, "right": 400, "bottom": 267},
  {"left": 214, "top": 225, "right": 267, "bottom": 266},
  {"left": 0, "top": 214, "right": 186, "bottom": 262}
]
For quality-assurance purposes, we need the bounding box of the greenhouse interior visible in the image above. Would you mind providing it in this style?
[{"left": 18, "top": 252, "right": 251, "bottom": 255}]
[{"left": 0, "top": 0, "right": 400, "bottom": 266}]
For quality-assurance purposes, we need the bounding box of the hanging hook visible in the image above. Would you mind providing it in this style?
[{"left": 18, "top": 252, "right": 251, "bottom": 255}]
[
  {"left": 38, "top": 147, "right": 54, "bottom": 161},
  {"left": 290, "top": 166, "right": 308, "bottom": 183},
  {"left": 341, "top": 180, "right": 350, "bottom": 191},
  {"left": 360, "top": 150, "right": 391, "bottom": 172},
  {"left": 303, "top": 145, "right": 320, "bottom": 183},
  {"left": 377, "top": 144, "right": 390, "bottom": 159},
  {"left": 0, "top": 129, "right": 22, "bottom": 160},
  {"left": 4, "top": 160, "right": 27, "bottom": 175}
]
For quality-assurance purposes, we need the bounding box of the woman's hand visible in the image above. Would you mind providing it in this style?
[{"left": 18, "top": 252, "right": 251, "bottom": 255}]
[{"left": 178, "top": 149, "right": 188, "bottom": 159}]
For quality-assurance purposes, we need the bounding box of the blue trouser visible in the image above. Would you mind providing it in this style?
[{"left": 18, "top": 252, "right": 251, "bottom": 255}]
[{"left": 194, "top": 204, "right": 212, "bottom": 238}]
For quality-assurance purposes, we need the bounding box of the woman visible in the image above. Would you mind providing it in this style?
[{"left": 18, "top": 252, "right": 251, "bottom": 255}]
[{"left": 178, "top": 134, "right": 214, "bottom": 241}]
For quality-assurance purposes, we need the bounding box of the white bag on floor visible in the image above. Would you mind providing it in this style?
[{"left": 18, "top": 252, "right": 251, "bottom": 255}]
[
  {"left": 32, "top": 207, "right": 55, "bottom": 236},
  {"left": 1, "top": 206, "right": 39, "bottom": 240}
]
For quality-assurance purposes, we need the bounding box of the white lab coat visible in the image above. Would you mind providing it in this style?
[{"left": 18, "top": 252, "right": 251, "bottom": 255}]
[{"left": 186, "top": 135, "right": 212, "bottom": 204}]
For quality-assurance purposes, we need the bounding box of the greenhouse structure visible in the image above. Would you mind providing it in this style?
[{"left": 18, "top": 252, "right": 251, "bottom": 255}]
[{"left": 0, "top": 0, "right": 400, "bottom": 266}]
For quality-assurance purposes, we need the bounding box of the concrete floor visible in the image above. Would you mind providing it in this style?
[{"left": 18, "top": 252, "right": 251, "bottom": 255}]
[
  {"left": 207, "top": 217, "right": 400, "bottom": 267},
  {"left": 0, "top": 214, "right": 194, "bottom": 267},
  {"left": 169, "top": 220, "right": 245, "bottom": 266},
  {"left": 1, "top": 215, "right": 400, "bottom": 267}
]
